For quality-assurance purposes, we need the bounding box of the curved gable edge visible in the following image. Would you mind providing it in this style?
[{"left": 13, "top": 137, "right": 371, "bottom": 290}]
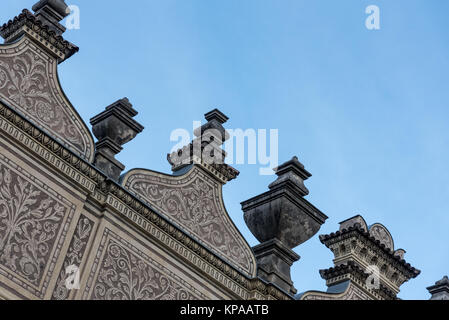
[
  {"left": 369, "top": 223, "right": 395, "bottom": 252},
  {"left": 299, "top": 281, "right": 375, "bottom": 300},
  {"left": 121, "top": 165, "right": 258, "bottom": 278},
  {"left": 0, "top": 35, "right": 95, "bottom": 162}
]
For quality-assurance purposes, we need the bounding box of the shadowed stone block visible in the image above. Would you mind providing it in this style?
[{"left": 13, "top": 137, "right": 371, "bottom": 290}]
[
  {"left": 253, "top": 239, "right": 300, "bottom": 295},
  {"left": 90, "top": 98, "right": 144, "bottom": 181},
  {"left": 32, "top": 0, "right": 70, "bottom": 36},
  {"left": 427, "top": 276, "right": 449, "bottom": 300}
]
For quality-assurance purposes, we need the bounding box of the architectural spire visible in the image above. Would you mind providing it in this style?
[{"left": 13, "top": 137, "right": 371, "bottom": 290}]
[{"left": 32, "top": 0, "right": 70, "bottom": 36}]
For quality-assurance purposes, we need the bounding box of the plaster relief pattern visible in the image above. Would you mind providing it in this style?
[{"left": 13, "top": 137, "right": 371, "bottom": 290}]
[
  {"left": 0, "top": 38, "right": 94, "bottom": 160},
  {"left": 123, "top": 167, "right": 255, "bottom": 276},
  {"left": 369, "top": 224, "right": 394, "bottom": 251},
  {"left": 88, "top": 229, "right": 205, "bottom": 300},
  {"left": 52, "top": 215, "right": 94, "bottom": 300},
  {"left": 0, "top": 153, "right": 75, "bottom": 298}
]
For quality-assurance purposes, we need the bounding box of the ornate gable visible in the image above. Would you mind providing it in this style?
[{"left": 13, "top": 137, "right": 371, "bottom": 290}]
[
  {"left": 0, "top": 9, "right": 95, "bottom": 162},
  {"left": 121, "top": 165, "right": 257, "bottom": 277}
]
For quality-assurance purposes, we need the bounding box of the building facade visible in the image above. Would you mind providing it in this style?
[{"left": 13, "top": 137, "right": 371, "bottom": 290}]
[{"left": 0, "top": 0, "right": 443, "bottom": 301}]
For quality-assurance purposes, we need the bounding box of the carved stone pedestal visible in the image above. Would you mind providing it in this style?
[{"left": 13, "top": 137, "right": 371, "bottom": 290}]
[
  {"left": 253, "top": 239, "right": 300, "bottom": 295},
  {"left": 242, "top": 156, "right": 327, "bottom": 296},
  {"left": 90, "top": 98, "right": 144, "bottom": 181}
]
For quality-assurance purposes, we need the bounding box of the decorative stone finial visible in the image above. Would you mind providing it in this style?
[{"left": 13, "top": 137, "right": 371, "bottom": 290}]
[
  {"left": 167, "top": 108, "right": 239, "bottom": 183},
  {"left": 268, "top": 156, "right": 311, "bottom": 196},
  {"left": 241, "top": 156, "right": 328, "bottom": 295},
  {"left": 90, "top": 98, "right": 144, "bottom": 181},
  {"left": 32, "top": 0, "right": 70, "bottom": 36},
  {"left": 427, "top": 276, "right": 449, "bottom": 300},
  {"left": 204, "top": 108, "right": 229, "bottom": 124}
]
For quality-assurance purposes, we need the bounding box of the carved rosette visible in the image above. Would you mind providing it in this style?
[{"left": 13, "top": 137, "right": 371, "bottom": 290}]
[
  {"left": 0, "top": 37, "right": 94, "bottom": 161},
  {"left": 121, "top": 166, "right": 256, "bottom": 277}
]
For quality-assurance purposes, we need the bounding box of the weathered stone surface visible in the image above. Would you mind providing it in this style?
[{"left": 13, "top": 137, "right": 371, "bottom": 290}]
[
  {"left": 167, "top": 109, "right": 239, "bottom": 182},
  {"left": 252, "top": 239, "right": 300, "bottom": 295},
  {"left": 32, "top": 0, "right": 70, "bottom": 36},
  {"left": 242, "top": 157, "right": 327, "bottom": 248},
  {"left": 90, "top": 98, "right": 144, "bottom": 181},
  {"left": 309, "top": 216, "right": 421, "bottom": 300},
  {"left": 242, "top": 156, "right": 327, "bottom": 294},
  {"left": 427, "top": 276, "right": 449, "bottom": 300}
]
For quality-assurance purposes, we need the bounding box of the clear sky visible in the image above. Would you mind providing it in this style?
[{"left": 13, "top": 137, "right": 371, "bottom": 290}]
[{"left": 2, "top": 0, "right": 448, "bottom": 300}]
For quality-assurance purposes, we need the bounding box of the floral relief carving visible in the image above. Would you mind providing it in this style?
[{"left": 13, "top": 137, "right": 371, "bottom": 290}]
[
  {"left": 0, "top": 160, "right": 68, "bottom": 288},
  {"left": 92, "top": 239, "right": 198, "bottom": 300},
  {"left": 52, "top": 215, "right": 94, "bottom": 300},
  {"left": 123, "top": 168, "right": 255, "bottom": 276},
  {"left": 0, "top": 40, "right": 93, "bottom": 160},
  {"left": 369, "top": 224, "right": 394, "bottom": 251}
]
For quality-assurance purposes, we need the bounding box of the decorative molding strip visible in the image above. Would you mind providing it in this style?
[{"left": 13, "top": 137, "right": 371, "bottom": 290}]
[
  {"left": 52, "top": 214, "right": 95, "bottom": 300},
  {"left": 0, "top": 100, "right": 291, "bottom": 301},
  {"left": 0, "top": 101, "right": 100, "bottom": 193}
]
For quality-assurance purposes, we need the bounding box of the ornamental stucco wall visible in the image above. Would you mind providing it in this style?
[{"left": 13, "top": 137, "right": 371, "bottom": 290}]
[
  {"left": 0, "top": 2, "right": 289, "bottom": 301},
  {"left": 0, "top": 0, "right": 425, "bottom": 301}
]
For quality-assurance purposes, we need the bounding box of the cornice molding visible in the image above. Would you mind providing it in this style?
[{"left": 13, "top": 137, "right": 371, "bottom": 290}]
[
  {"left": 320, "top": 226, "right": 420, "bottom": 278},
  {"left": 0, "top": 9, "right": 78, "bottom": 62},
  {"left": 0, "top": 100, "right": 291, "bottom": 301}
]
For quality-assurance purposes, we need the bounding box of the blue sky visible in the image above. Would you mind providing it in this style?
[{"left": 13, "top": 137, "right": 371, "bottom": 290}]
[{"left": 2, "top": 0, "right": 448, "bottom": 300}]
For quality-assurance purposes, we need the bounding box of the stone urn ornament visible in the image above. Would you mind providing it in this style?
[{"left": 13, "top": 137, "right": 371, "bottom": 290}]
[{"left": 242, "top": 156, "right": 328, "bottom": 295}]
